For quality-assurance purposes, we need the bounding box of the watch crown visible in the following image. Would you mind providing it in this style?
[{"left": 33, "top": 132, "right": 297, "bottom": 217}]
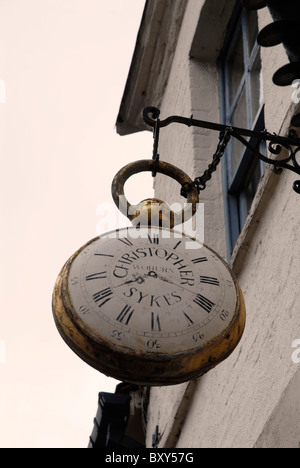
[{"left": 130, "top": 198, "right": 175, "bottom": 228}]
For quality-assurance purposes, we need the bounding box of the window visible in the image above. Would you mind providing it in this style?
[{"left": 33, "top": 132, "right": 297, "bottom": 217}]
[{"left": 219, "top": 5, "right": 265, "bottom": 257}]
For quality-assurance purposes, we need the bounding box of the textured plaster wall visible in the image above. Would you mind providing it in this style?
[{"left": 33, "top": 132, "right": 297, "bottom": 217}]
[
  {"left": 153, "top": 0, "right": 227, "bottom": 255},
  {"left": 147, "top": 1, "right": 207, "bottom": 446},
  {"left": 146, "top": 0, "right": 300, "bottom": 448},
  {"left": 176, "top": 165, "right": 300, "bottom": 448}
]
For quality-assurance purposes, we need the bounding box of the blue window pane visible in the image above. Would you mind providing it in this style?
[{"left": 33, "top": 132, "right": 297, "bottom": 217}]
[{"left": 219, "top": 6, "right": 265, "bottom": 258}]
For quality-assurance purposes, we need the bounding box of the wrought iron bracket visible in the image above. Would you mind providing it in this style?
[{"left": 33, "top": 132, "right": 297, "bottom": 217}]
[
  {"left": 152, "top": 425, "right": 161, "bottom": 449},
  {"left": 142, "top": 106, "right": 300, "bottom": 195}
]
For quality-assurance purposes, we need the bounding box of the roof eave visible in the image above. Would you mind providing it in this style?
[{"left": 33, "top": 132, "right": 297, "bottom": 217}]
[{"left": 116, "top": 0, "right": 188, "bottom": 136}]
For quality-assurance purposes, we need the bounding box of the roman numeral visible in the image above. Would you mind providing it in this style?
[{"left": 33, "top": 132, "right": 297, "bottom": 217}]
[
  {"left": 94, "top": 253, "right": 114, "bottom": 258},
  {"left": 118, "top": 237, "right": 133, "bottom": 246},
  {"left": 151, "top": 312, "right": 161, "bottom": 332},
  {"left": 86, "top": 271, "right": 107, "bottom": 281},
  {"left": 200, "top": 276, "right": 220, "bottom": 286},
  {"left": 116, "top": 305, "right": 134, "bottom": 325},
  {"left": 173, "top": 241, "right": 182, "bottom": 250},
  {"left": 92, "top": 287, "right": 113, "bottom": 308},
  {"left": 192, "top": 257, "right": 208, "bottom": 264},
  {"left": 193, "top": 294, "right": 214, "bottom": 314},
  {"left": 148, "top": 233, "right": 159, "bottom": 244},
  {"left": 183, "top": 312, "right": 194, "bottom": 326}
]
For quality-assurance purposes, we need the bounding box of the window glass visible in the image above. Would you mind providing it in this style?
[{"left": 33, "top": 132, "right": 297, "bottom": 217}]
[
  {"left": 231, "top": 86, "right": 248, "bottom": 175},
  {"left": 246, "top": 9, "right": 259, "bottom": 55},
  {"left": 250, "top": 51, "right": 263, "bottom": 122},
  {"left": 227, "top": 26, "right": 244, "bottom": 105},
  {"left": 220, "top": 6, "right": 265, "bottom": 256}
]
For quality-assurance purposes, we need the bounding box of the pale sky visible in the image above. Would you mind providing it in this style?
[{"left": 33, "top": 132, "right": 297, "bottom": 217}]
[{"left": 0, "top": 0, "right": 153, "bottom": 448}]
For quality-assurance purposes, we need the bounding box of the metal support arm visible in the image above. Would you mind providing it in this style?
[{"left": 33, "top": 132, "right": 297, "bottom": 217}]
[{"left": 142, "top": 106, "right": 300, "bottom": 195}]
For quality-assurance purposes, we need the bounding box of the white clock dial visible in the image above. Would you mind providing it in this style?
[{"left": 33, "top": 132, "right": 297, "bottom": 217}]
[{"left": 68, "top": 227, "right": 238, "bottom": 355}]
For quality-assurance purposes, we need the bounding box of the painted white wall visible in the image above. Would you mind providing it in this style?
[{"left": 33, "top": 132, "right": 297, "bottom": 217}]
[{"left": 146, "top": 0, "right": 300, "bottom": 448}]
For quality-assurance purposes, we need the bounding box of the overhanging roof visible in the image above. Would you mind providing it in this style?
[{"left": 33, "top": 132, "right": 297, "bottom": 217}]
[{"left": 116, "top": 0, "right": 188, "bottom": 136}]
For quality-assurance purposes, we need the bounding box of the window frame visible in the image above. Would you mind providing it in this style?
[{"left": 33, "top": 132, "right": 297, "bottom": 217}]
[{"left": 218, "top": 4, "right": 265, "bottom": 259}]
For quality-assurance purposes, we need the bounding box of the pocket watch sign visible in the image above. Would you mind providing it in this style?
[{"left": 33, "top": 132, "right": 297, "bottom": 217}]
[{"left": 52, "top": 156, "right": 245, "bottom": 386}]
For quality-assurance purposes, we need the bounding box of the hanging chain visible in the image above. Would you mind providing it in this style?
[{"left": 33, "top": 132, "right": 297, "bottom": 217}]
[
  {"left": 149, "top": 108, "right": 233, "bottom": 194},
  {"left": 151, "top": 116, "right": 160, "bottom": 177},
  {"left": 180, "top": 127, "right": 233, "bottom": 198}
]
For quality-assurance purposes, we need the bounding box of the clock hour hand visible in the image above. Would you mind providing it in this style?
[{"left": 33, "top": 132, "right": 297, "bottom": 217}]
[{"left": 114, "top": 274, "right": 147, "bottom": 288}]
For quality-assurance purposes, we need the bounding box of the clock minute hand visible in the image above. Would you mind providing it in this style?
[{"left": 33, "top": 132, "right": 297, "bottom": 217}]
[{"left": 147, "top": 271, "right": 198, "bottom": 296}]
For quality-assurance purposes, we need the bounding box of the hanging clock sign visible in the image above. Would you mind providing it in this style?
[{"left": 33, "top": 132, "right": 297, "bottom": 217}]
[{"left": 52, "top": 160, "right": 245, "bottom": 386}]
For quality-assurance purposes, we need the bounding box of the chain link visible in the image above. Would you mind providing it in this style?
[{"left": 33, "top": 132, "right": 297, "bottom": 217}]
[{"left": 180, "top": 127, "right": 233, "bottom": 198}]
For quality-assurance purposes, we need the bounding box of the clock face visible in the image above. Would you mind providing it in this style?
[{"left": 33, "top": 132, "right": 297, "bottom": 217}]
[{"left": 67, "top": 226, "right": 239, "bottom": 355}]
